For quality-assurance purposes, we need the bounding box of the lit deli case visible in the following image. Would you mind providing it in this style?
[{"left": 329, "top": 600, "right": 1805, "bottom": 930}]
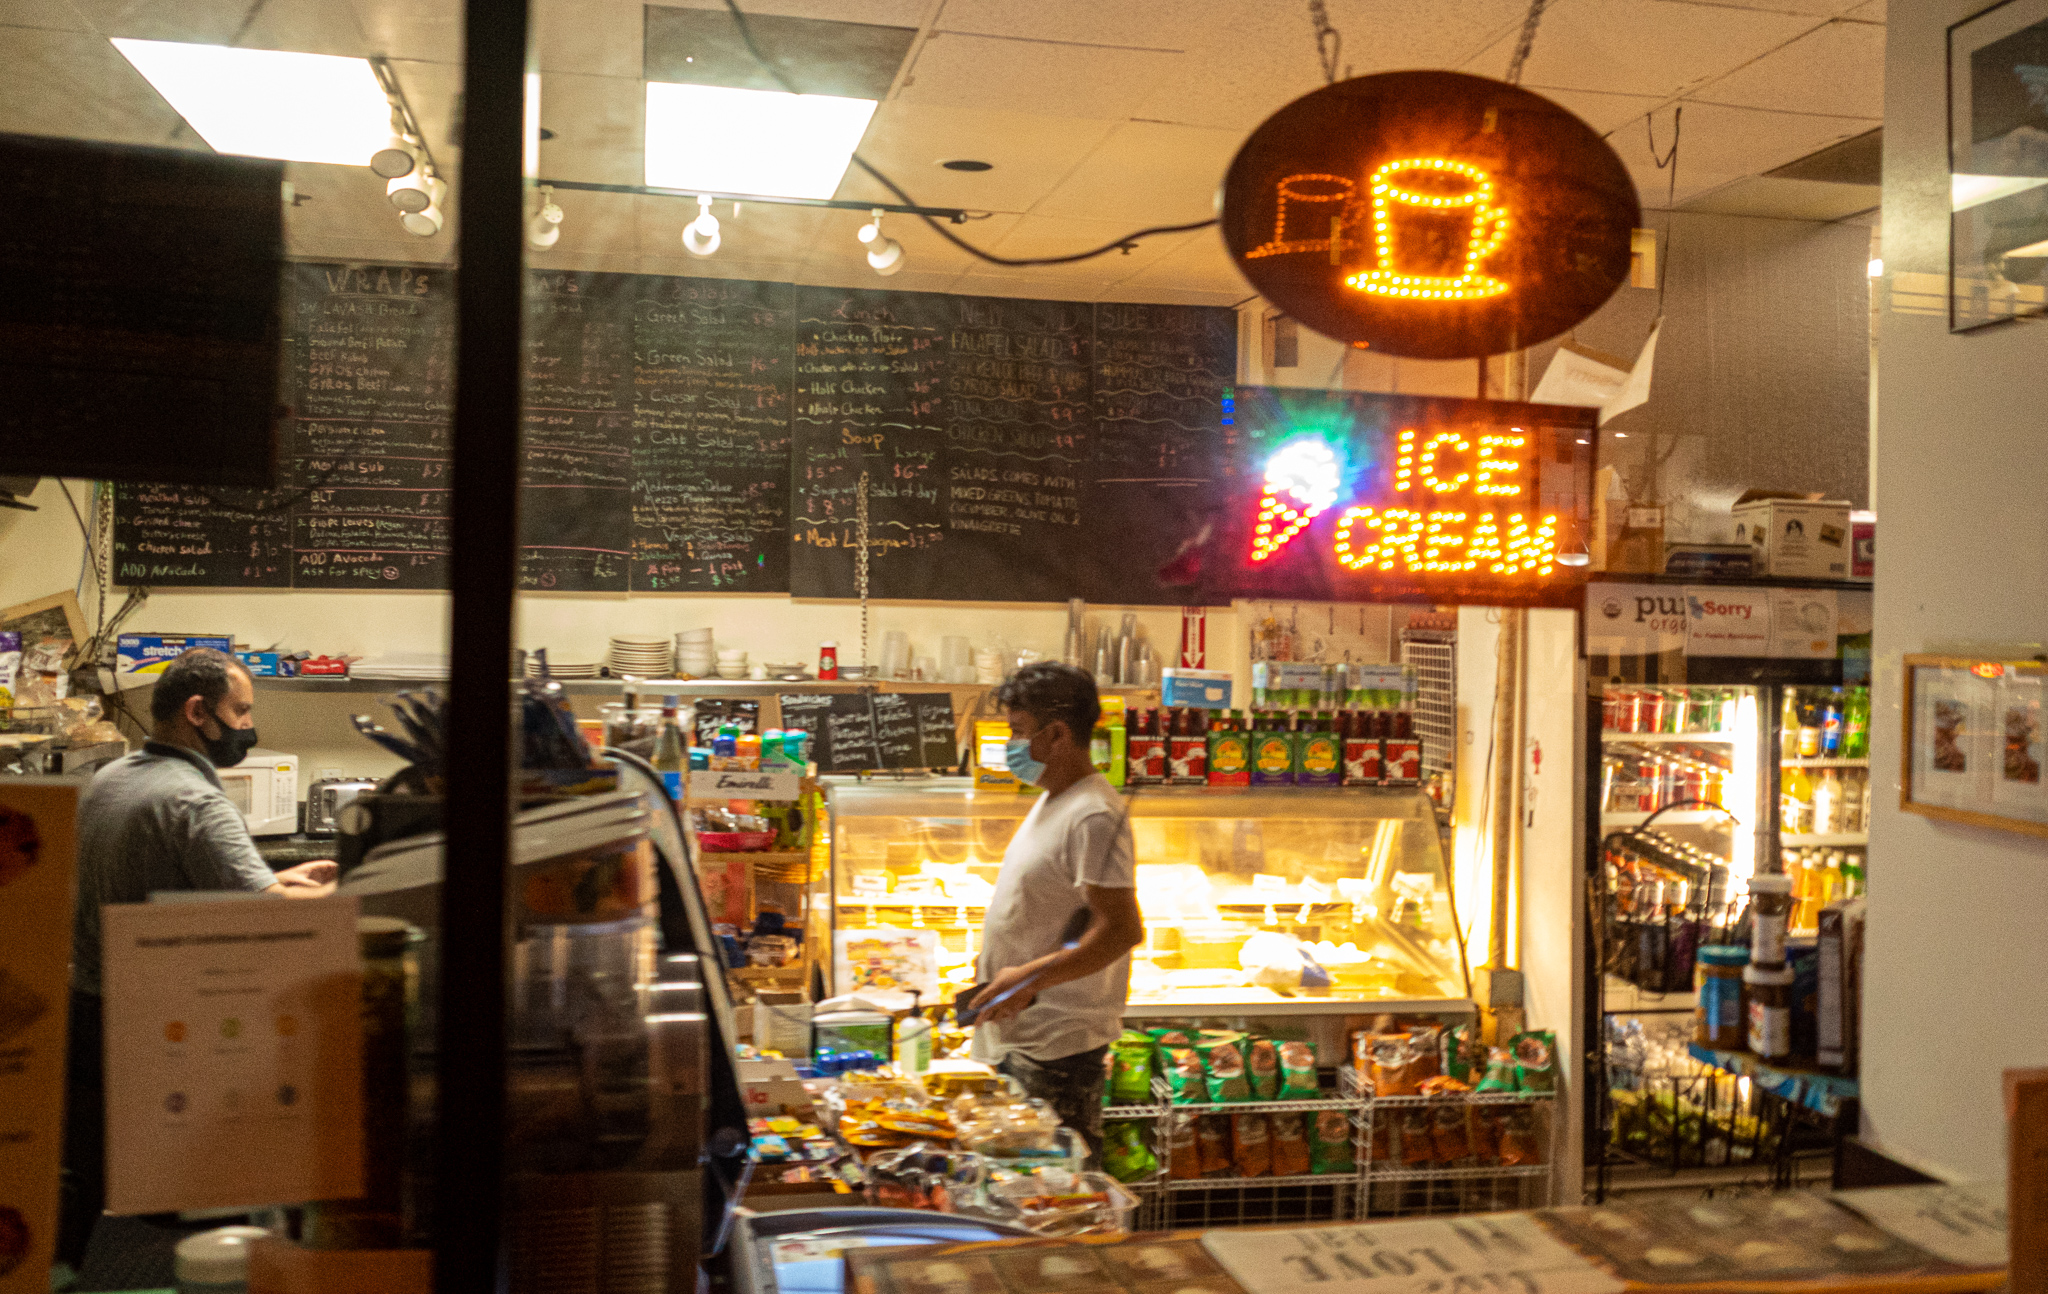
[{"left": 817, "top": 779, "right": 1467, "bottom": 1015}]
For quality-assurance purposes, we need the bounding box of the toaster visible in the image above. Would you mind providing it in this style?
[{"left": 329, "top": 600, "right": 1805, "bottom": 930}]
[{"left": 306, "top": 777, "right": 380, "bottom": 834}]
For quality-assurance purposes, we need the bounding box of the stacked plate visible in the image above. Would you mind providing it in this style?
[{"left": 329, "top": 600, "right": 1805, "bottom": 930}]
[
  {"left": 608, "top": 636, "right": 674, "bottom": 678},
  {"left": 525, "top": 654, "right": 602, "bottom": 680}
]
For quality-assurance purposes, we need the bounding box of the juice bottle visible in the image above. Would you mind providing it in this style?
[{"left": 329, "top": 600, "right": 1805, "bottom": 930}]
[
  {"left": 1207, "top": 710, "right": 1251, "bottom": 787},
  {"left": 1843, "top": 687, "right": 1870, "bottom": 759},
  {"left": 1780, "top": 763, "right": 1812, "bottom": 835},
  {"left": 1251, "top": 712, "right": 1296, "bottom": 786},
  {"left": 1796, "top": 691, "right": 1822, "bottom": 758},
  {"left": 1780, "top": 691, "right": 1800, "bottom": 760},
  {"left": 1169, "top": 707, "right": 1208, "bottom": 785}
]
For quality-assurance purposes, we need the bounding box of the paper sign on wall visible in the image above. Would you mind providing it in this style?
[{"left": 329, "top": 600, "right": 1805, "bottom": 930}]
[
  {"left": 0, "top": 782, "right": 78, "bottom": 1294},
  {"left": 1769, "top": 588, "right": 1839, "bottom": 660},
  {"left": 103, "top": 896, "right": 363, "bottom": 1215},
  {"left": 1684, "top": 587, "right": 1773, "bottom": 657}
]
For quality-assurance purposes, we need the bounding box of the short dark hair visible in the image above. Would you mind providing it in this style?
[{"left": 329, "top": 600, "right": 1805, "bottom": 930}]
[
  {"left": 995, "top": 661, "right": 1100, "bottom": 740},
  {"left": 150, "top": 648, "right": 249, "bottom": 725}
]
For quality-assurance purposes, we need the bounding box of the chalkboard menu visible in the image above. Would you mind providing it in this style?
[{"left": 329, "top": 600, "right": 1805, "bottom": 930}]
[
  {"left": 789, "top": 289, "right": 1231, "bottom": 605},
  {"left": 631, "top": 277, "right": 792, "bottom": 592},
  {"left": 113, "top": 264, "right": 1233, "bottom": 604},
  {"left": 778, "top": 691, "right": 955, "bottom": 773}
]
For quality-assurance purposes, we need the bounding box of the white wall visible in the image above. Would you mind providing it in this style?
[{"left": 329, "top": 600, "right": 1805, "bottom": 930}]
[{"left": 1860, "top": 0, "right": 2048, "bottom": 1181}]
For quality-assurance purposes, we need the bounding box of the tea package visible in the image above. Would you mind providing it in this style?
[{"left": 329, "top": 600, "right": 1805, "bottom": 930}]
[
  {"left": 1307, "top": 1109, "right": 1355, "bottom": 1174},
  {"left": 1443, "top": 1022, "right": 1477, "bottom": 1082},
  {"left": 1246, "top": 1038, "right": 1280, "bottom": 1100}
]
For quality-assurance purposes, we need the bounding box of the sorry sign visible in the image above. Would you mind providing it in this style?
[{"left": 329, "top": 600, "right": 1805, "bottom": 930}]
[{"left": 1203, "top": 387, "right": 1596, "bottom": 608}]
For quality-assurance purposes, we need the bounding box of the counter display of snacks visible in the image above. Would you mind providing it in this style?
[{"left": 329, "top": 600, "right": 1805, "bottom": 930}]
[{"left": 815, "top": 779, "right": 1467, "bottom": 1012}]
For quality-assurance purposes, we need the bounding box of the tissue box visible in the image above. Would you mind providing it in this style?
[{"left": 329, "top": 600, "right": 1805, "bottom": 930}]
[
  {"left": 1732, "top": 498, "right": 1852, "bottom": 579},
  {"left": 116, "top": 634, "right": 233, "bottom": 680},
  {"left": 1161, "top": 668, "right": 1233, "bottom": 709}
]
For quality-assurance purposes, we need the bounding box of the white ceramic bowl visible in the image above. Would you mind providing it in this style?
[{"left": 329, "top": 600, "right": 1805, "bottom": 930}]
[{"left": 714, "top": 664, "right": 748, "bottom": 679}]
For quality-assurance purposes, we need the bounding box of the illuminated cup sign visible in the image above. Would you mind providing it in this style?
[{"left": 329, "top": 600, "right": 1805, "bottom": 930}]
[
  {"left": 1204, "top": 387, "right": 1596, "bottom": 609},
  {"left": 1221, "top": 71, "right": 1639, "bottom": 359}
]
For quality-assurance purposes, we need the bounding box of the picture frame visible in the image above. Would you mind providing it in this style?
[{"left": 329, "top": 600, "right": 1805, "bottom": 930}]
[
  {"left": 1948, "top": 0, "right": 2048, "bottom": 331},
  {"left": 0, "top": 590, "right": 88, "bottom": 662},
  {"left": 1901, "top": 653, "right": 2048, "bottom": 839}
]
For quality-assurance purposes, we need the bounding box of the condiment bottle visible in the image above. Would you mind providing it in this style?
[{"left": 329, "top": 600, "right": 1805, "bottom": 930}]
[
  {"left": 1744, "top": 962, "right": 1795, "bottom": 1059},
  {"left": 1747, "top": 873, "right": 1793, "bottom": 966},
  {"left": 818, "top": 641, "right": 839, "bottom": 681},
  {"left": 652, "top": 696, "right": 687, "bottom": 798}
]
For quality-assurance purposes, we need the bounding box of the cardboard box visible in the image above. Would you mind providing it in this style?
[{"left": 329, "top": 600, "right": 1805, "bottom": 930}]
[
  {"left": 1732, "top": 494, "right": 1852, "bottom": 579},
  {"left": 1851, "top": 510, "right": 1875, "bottom": 578},
  {"left": 115, "top": 634, "right": 233, "bottom": 682},
  {"left": 234, "top": 650, "right": 283, "bottom": 676},
  {"left": 1160, "top": 668, "right": 1233, "bottom": 709},
  {"left": 1663, "top": 542, "right": 1753, "bottom": 578},
  {"left": 1817, "top": 898, "right": 1864, "bottom": 1073}
]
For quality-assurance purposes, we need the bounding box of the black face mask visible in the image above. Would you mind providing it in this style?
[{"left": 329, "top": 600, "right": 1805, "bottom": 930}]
[{"left": 202, "top": 706, "right": 260, "bottom": 768}]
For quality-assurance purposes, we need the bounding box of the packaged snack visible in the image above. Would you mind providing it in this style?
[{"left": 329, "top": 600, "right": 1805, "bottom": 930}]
[
  {"left": 1418, "top": 1075, "right": 1470, "bottom": 1096},
  {"left": 1270, "top": 1113, "right": 1311, "bottom": 1176},
  {"left": 1369, "top": 1033, "right": 1417, "bottom": 1096},
  {"left": 1513, "top": 1030, "right": 1558, "bottom": 1094},
  {"left": 1430, "top": 1103, "right": 1471, "bottom": 1162},
  {"left": 1443, "top": 1022, "right": 1476, "bottom": 1082},
  {"left": 1167, "top": 1114, "right": 1202, "bottom": 1180},
  {"left": 1230, "top": 1113, "right": 1272, "bottom": 1176},
  {"left": 1165, "top": 1048, "right": 1206, "bottom": 1103},
  {"left": 1475, "top": 1047, "right": 1519, "bottom": 1093},
  {"left": 1198, "top": 1115, "right": 1233, "bottom": 1176},
  {"left": 1350, "top": 1028, "right": 1373, "bottom": 1072},
  {"left": 1470, "top": 1107, "right": 1504, "bottom": 1164},
  {"left": 1368, "top": 1114, "right": 1391, "bottom": 1164},
  {"left": 1101, "top": 1120, "right": 1158, "bottom": 1183},
  {"left": 1147, "top": 1026, "right": 1195, "bottom": 1048},
  {"left": 1307, "top": 1109, "right": 1355, "bottom": 1174},
  {"left": 1110, "top": 1035, "right": 1155, "bottom": 1104},
  {"left": 1196, "top": 1032, "right": 1251, "bottom": 1103},
  {"left": 1399, "top": 1110, "right": 1434, "bottom": 1165},
  {"left": 1499, "top": 1106, "right": 1542, "bottom": 1166},
  {"left": 1277, "top": 1040, "right": 1319, "bottom": 1099},
  {"left": 1247, "top": 1039, "right": 1280, "bottom": 1100},
  {"left": 1404, "top": 1024, "right": 1443, "bottom": 1087}
]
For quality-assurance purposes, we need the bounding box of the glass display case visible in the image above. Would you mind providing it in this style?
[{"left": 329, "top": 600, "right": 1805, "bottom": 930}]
[{"left": 815, "top": 778, "right": 1469, "bottom": 1015}]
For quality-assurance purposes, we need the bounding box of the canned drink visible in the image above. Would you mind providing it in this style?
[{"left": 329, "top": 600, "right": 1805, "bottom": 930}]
[
  {"left": 1685, "top": 688, "right": 1714, "bottom": 734},
  {"left": 1662, "top": 688, "right": 1686, "bottom": 734},
  {"left": 1603, "top": 689, "right": 1623, "bottom": 731},
  {"left": 1643, "top": 689, "right": 1666, "bottom": 735}
]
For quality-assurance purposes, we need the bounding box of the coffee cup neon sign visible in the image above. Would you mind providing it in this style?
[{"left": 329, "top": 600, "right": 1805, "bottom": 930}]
[
  {"left": 1249, "top": 427, "right": 1557, "bottom": 576},
  {"left": 1348, "top": 158, "right": 1511, "bottom": 302}
]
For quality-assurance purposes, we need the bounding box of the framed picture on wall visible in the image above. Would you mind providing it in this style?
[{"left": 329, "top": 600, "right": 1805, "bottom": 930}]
[
  {"left": 1902, "top": 653, "right": 2048, "bottom": 837},
  {"left": 1949, "top": 0, "right": 2048, "bottom": 331}
]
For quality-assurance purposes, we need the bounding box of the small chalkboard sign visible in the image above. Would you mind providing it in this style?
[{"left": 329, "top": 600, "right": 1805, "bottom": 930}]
[
  {"left": 869, "top": 694, "right": 922, "bottom": 770},
  {"left": 820, "top": 696, "right": 883, "bottom": 773},
  {"left": 913, "top": 694, "right": 958, "bottom": 769},
  {"left": 775, "top": 694, "right": 836, "bottom": 763}
]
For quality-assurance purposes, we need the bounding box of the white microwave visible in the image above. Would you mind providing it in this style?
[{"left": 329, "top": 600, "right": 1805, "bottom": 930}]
[{"left": 215, "top": 750, "right": 299, "bottom": 837}]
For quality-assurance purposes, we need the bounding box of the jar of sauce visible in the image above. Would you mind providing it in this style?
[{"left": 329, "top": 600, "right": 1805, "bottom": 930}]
[
  {"left": 1745, "top": 962, "right": 1795, "bottom": 1060},
  {"left": 1748, "top": 874, "right": 1794, "bottom": 966},
  {"left": 1694, "top": 945, "right": 1748, "bottom": 1049}
]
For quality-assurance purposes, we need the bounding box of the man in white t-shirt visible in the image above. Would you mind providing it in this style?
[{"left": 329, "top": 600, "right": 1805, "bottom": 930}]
[{"left": 965, "top": 662, "right": 1143, "bottom": 1164}]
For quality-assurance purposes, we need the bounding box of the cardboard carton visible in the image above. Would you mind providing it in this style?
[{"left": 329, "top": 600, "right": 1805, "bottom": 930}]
[{"left": 1732, "top": 492, "right": 1852, "bottom": 579}]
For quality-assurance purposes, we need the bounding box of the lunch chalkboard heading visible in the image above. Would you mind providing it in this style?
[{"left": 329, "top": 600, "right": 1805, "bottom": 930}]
[
  {"left": 113, "top": 265, "right": 1232, "bottom": 604},
  {"left": 779, "top": 692, "right": 957, "bottom": 774}
]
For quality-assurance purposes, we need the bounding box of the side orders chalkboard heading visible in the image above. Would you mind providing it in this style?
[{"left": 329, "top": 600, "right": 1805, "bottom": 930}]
[
  {"left": 1198, "top": 387, "right": 1597, "bottom": 609},
  {"left": 1219, "top": 71, "right": 1639, "bottom": 360}
]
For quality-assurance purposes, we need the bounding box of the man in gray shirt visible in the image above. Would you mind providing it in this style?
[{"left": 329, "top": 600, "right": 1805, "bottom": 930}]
[{"left": 59, "top": 648, "right": 335, "bottom": 1277}]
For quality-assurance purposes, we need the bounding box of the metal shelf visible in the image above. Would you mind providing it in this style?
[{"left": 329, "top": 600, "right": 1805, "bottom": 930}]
[
  {"left": 1165, "top": 1172, "right": 1353, "bottom": 1191},
  {"left": 1152, "top": 1078, "right": 1357, "bottom": 1115},
  {"left": 1102, "top": 1105, "right": 1163, "bottom": 1121},
  {"left": 1601, "top": 810, "right": 1737, "bottom": 827},
  {"left": 1781, "top": 757, "right": 1869, "bottom": 768},
  {"left": 1361, "top": 1092, "right": 1556, "bottom": 1108},
  {"left": 1122, "top": 997, "right": 1475, "bottom": 1020},
  {"left": 1598, "top": 731, "right": 1741, "bottom": 743},
  {"left": 1359, "top": 1163, "right": 1549, "bottom": 1183},
  {"left": 1780, "top": 832, "right": 1868, "bottom": 846}
]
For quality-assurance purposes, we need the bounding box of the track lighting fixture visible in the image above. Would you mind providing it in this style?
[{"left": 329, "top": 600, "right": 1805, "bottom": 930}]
[
  {"left": 387, "top": 168, "right": 435, "bottom": 213},
  {"left": 682, "top": 194, "right": 720, "bottom": 256},
  {"left": 528, "top": 184, "right": 563, "bottom": 249},
  {"left": 399, "top": 175, "right": 445, "bottom": 236},
  {"left": 370, "top": 123, "right": 418, "bottom": 179},
  {"left": 857, "top": 208, "right": 904, "bottom": 276}
]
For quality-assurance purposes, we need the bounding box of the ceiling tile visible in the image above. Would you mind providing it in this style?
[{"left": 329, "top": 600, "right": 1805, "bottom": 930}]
[
  {"left": 799, "top": 210, "right": 1024, "bottom": 278},
  {"left": 1463, "top": 0, "right": 1822, "bottom": 100},
  {"left": 1523, "top": 84, "right": 1666, "bottom": 134},
  {"left": 0, "top": 27, "right": 187, "bottom": 145},
  {"left": 538, "top": 0, "right": 640, "bottom": 77},
  {"left": 644, "top": 0, "right": 932, "bottom": 27},
  {"left": 1029, "top": 120, "right": 1239, "bottom": 224},
  {"left": 1662, "top": 0, "right": 1873, "bottom": 15},
  {"left": 831, "top": 102, "right": 1117, "bottom": 214},
  {"left": 1106, "top": 227, "right": 1251, "bottom": 297},
  {"left": 1688, "top": 18, "right": 1884, "bottom": 118},
  {"left": 897, "top": 32, "right": 1182, "bottom": 119},
  {"left": 971, "top": 214, "right": 1203, "bottom": 278},
  {"left": 1679, "top": 174, "right": 1880, "bottom": 219},
  {"left": 1840, "top": 0, "right": 1883, "bottom": 20},
  {"left": 69, "top": 0, "right": 370, "bottom": 53},
  {"left": 1614, "top": 101, "right": 1878, "bottom": 207},
  {"left": 349, "top": 0, "right": 460, "bottom": 62},
  {"left": 538, "top": 72, "right": 643, "bottom": 184},
  {"left": 932, "top": 0, "right": 1205, "bottom": 47},
  {"left": 0, "top": 0, "right": 91, "bottom": 31}
]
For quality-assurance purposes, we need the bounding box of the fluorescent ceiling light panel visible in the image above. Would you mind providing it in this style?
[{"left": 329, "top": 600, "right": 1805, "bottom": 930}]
[
  {"left": 644, "top": 82, "right": 876, "bottom": 199},
  {"left": 1952, "top": 172, "right": 2048, "bottom": 212},
  {"left": 111, "top": 39, "right": 391, "bottom": 166}
]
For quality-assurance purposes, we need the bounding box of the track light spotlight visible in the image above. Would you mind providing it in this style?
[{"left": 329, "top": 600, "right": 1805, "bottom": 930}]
[
  {"left": 857, "top": 208, "right": 904, "bottom": 276},
  {"left": 387, "top": 168, "right": 435, "bottom": 213},
  {"left": 370, "top": 131, "right": 417, "bottom": 179},
  {"left": 528, "top": 184, "right": 563, "bottom": 249},
  {"left": 399, "top": 175, "right": 446, "bottom": 236},
  {"left": 682, "top": 194, "right": 720, "bottom": 256}
]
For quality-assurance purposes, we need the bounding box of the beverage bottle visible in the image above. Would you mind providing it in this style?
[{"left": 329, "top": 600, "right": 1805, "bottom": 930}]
[
  {"left": 1840, "top": 768, "right": 1865, "bottom": 833},
  {"left": 1298, "top": 712, "right": 1342, "bottom": 787},
  {"left": 1780, "top": 691, "right": 1800, "bottom": 760},
  {"left": 653, "top": 696, "right": 687, "bottom": 799},
  {"left": 1781, "top": 764, "right": 1812, "bottom": 835},
  {"left": 1820, "top": 689, "right": 1845, "bottom": 755},
  {"left": 1814, "top": 769, "right": 1842, "bottom": 834},
  {"left": 1841, "top": 851, "right": 1865, "bottom": 899},
  {"left": 1843, "top": 687, "right": 1870, "bottom": 759},
  {"left": 1169, "top": 707, "right": 1207, "bottom": 784},
  {"left": 736, "top": 730, "right": 762, "bottom": 771},
  {"left": 1343, "top": 710, "right": 1381, "bottom": 786},
  {"left": 1795, "top": 692, "right": 1822, "bottom": 758}
]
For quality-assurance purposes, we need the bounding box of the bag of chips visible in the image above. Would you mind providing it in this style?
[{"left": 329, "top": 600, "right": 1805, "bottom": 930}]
[
  {"left": 1231, "top": 1113, "right": 1272, "bottom": 1177},
  {"left": 1443, "top": 1022, "right": 1476, "bottom": 1082},
  {"left": 1499, "top": 1106, "right": 1541, "bottom": 1166},
  {"left": 1148, "top": 1026, "right": 1195, "bottom": 1048},
  {"left": 1198, "top": 1115, "right": 1233, "bottom": 1176},
  {"left": 1277, "top": 1040, "right": 1319, "bottom": 1099},
  {"left": 1369, "top": 1033, "right": 1417, "bottom": 1096},
  {"left": 1399, "top": 1110, "right": 1434, "bottom": 1165},
  {"left": 1270, "top": 1113, "right": 1311, "bottom": 1176},
  {"left": 1307, "top": 1109, "right": 1355, "bottom": 1175},
  {"left": 1513, "top": 1030, "right": 1557, "bottom": 1094},
  {"left": 1368, "top": 1113, "right": 1392, "bottom": 1164},
  {"left": 1167, "top": 1114, "right": 1201, "bottom": 1180},
  {"left": 1246, "top": 1039, "right": 1280, "bottom": 1100},
  {"left": 1430, "top": 1102, "right": 1471, "bottom": 1163},
  {"left": 1475, "top": 1046, "right": 1519, "bottom": 1093},
  {"left": 1470, "top": 1106, "right": 1504, "bottom": 1164},
  {"left": 1196, "top": 1032, "right": 1251, "bottom": 1103},
  {"left": 1165, "top": 1048, "right": 1206, "bottom": 1103},
  {"left": 1405, "top": 1024, "right": 1443, "bottom": 1087},
  {"left": 1110, "top": 1034, "right": 1155, "bottom": 1105},
  {"left": 1101, "top": 1119, "right": 1158, "bottom": 1183}
]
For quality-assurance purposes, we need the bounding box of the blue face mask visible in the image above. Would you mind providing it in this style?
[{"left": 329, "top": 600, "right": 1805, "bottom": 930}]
[{"left": 1004, "top": 734, "right": 1047, "bottom": 786}]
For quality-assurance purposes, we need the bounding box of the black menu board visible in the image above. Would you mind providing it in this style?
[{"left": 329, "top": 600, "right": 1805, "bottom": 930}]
[
  {"left": 912, "top": 694, "right": 959, "bottom": 769},
  {"left": 111, "top": 482, "right": 292, "bottom": 588},
  {"left": 523, "top": 271, "right": 632, "bottom": 591},
  {"left": 777, "top": 692, "right": 954, "bottom": 772},
  {"left": 631, "top": 277, "right": 793, "bottom": 591},
  {"left": 285, "top": 263, "right": 454, "bottom": 589}
]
